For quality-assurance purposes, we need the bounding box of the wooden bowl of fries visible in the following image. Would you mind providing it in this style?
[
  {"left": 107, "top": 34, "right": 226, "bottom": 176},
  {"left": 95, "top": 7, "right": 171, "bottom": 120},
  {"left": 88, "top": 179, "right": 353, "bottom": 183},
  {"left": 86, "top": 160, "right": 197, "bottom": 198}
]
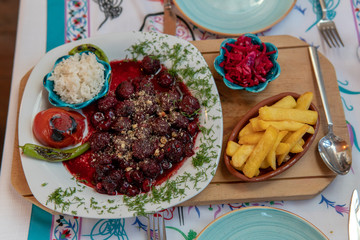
[{"left": 224, "top": 92, "right": 320, "bottom": 182}]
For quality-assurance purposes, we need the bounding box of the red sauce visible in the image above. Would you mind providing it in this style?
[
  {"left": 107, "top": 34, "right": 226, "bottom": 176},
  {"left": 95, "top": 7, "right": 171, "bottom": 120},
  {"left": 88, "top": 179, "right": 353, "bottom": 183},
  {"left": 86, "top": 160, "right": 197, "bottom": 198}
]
[{"left": 63, "top": 59, "right": 200, "bottom": 195}]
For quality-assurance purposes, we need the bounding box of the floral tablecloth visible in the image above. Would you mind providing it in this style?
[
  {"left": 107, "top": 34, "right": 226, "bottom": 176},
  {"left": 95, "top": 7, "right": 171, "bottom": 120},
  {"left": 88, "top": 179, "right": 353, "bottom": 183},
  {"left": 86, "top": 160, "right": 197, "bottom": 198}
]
[{"left": 1, "top": 0, "right": 360, "bottom": 239}]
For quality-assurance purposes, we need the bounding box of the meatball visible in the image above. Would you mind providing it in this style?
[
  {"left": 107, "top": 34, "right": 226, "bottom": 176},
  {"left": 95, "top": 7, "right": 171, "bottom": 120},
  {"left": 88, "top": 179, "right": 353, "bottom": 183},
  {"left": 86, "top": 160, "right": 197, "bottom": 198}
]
[
  {"left": 89, "top": 132, "right": 112, "bottom": 152},
  {"left": 152, "top": 117, "right": 171, "bottom": 136},
  {"left": 159, "top": 90, "right": 180, "bottom": 112},
  {"left": 114, "top": 100, "right": 135, "bottom": 117},
  {"left": 157, "top": 71, "right": 175, "bottom": 88},
  {"left": 163, "top": 139, "right": 184, "bottom": 163},
  {"left": 176, "top": 130, "right": 192, "bottom": 143},
  {"left": 139, "top": 159, "right": 162, "bottom": 178},
  {"left": 111, "top": 116, "right": 132, "bottom": 132},
  {"left": 115, "top": 80, "right": 134, "bottom": 100},
  {"left": 97, "top": 176, "right": 118, "bottom": 195},
  {"left": 169, "top": 111, "right": 189, "bottom": 129},
  {"left": 134, "top": 122, "right": 152, "bottom": 139},
  {"left": 132, "top": 139, "right": 156, "bottom": 159},
  {"left": 179, "top": 95, "right": 201, "bottom": 116},
  {"left": 97, "top": 95, "right": 117, "bottom": 112},
  {"left": 141, "top": 55, "right": 160, "bottom": 75},
  {"left": 135, "top": 77, "right": 155, "bottom": 95},
  {"left": 128, "top": 170, "right": 144, "bottom": 185},
  {"left": 91, "top": 111, "right": 112, "bottom": 131}
]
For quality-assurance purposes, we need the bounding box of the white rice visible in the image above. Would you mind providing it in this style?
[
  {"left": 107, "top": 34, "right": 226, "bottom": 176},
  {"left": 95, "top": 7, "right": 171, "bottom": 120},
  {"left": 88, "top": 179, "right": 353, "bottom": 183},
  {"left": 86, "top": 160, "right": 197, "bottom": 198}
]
[{"left": 49, "top": 52, "right": 105, "bottom": 104}]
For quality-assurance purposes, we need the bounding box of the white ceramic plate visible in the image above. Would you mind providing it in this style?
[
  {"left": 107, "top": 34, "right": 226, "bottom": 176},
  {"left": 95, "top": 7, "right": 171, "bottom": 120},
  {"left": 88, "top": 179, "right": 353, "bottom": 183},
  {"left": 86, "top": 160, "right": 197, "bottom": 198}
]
[
  {"left": 18, "top": 32, "right": 223, "bottom": 218},
  {"left": 197, "top": 207, "right": 328, "bottom": 240},
  {"left": 174, "top": 0, "right": 296, "bottom": 36}
]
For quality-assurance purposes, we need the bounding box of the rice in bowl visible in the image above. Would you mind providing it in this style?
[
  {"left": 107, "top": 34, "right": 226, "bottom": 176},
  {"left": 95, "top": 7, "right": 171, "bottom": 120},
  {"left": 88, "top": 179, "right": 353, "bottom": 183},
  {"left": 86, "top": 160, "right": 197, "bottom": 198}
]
[{"left": 48, "top": 52, "right": 105, "bottom": 104}]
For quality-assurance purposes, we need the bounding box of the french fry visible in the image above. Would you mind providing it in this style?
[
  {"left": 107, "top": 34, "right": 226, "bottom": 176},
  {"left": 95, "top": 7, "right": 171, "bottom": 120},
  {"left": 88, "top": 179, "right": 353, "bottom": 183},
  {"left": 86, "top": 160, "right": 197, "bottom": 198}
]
[
  {"left": 281, "top": 131, "right": 293, "bottom": 142},
  {"left": 289, "top": 139, "right": 305, "bottom": 153},
  {"left": 276, "top": 142, "right": 291, "bottom": 155},
  {"left": 290, "top": 144, "right": 303, "bottom": 153},
  {"left": 277, "top": 142, "right": 304, "bottom": 155},
  {"left": 249, "top": 117, "right": 262, "bottom": 132},
  {"left": 298, "top": 138, "right": 305, "bottom": 146},
  {"left": 226, "top": 141, "right": 241, "bottom": 157},
  {"left": 295, "top": 92, "right": 313, "bottom": 110},
  {"left": 227, "top": 92, "right": 318, "bottom": 179},
  {"left": 238, "top": 122, "right": 255, "bottom": 138},
  {"left": 238, "top": 132, "right": 264, "bottom": 145},
  {"left": 277, "top": 125, "right": 310, "bottom": 165},
  {"left": 230, "top": 144, "right": 255, "bottom": 170},
  {"left": 266, "top": 130, "right": 288, "bottom": 170},
  {"left": 259, "top": 106, "right": 318, "bottom": 125},
  {"left": 242, "top": 126, "right": 278, "bottom": 178},
  {"left": 257, "top": 119, "right": 314, "bottom": 134},
  {"left": 271, "top": 95, "right": 297, "bottom": 108},
  {"left": 260, "top": 160, "right": 270, "bottom": 169}
]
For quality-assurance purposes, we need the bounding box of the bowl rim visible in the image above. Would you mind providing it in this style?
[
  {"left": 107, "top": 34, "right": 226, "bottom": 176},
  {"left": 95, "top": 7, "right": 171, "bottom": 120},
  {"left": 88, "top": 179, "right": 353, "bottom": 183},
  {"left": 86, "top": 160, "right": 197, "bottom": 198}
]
[
  {"left": 214, "top": 33, "right": 280, "bottom": 92},
  {"left": 223, "top": 92, "right": 320, "bottom": 182},
  {"left": 43, "top": 50, "right": 111, "bottom": 109}
]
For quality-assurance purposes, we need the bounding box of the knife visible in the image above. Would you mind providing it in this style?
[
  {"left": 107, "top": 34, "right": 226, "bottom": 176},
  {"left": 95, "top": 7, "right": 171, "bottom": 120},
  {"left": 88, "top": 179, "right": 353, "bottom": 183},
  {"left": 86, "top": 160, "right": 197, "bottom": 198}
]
[
  {"left": 163, "top": 0, "right": 177, "bottom": 35},
  {"left": 349, "top": 189, "right": 360, "bottom": 240}
]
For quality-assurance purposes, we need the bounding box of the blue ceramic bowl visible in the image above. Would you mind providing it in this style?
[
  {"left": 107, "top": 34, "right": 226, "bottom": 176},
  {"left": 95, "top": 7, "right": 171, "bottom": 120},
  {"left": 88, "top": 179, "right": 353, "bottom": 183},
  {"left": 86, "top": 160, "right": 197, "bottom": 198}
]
[
  {"left": 43, "top": 51, "right": 111, "bottom": 109},
  {"left": 214, "top": 33, "right": 280, "bottom": 92}
]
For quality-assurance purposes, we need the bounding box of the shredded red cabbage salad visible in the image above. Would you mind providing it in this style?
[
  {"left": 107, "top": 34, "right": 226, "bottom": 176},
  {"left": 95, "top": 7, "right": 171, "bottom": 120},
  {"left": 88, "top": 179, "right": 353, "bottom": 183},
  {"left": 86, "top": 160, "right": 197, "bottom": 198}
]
[{"left": 219, "top": 35, "right": 276, "bottom": 88}]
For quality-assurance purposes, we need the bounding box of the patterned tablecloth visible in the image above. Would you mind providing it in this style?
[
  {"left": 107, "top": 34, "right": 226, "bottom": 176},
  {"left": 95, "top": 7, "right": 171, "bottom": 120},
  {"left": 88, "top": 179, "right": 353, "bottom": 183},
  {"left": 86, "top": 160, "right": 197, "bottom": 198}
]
[{"left": 1, "top": 0, "right": 360, "bottom": 239}]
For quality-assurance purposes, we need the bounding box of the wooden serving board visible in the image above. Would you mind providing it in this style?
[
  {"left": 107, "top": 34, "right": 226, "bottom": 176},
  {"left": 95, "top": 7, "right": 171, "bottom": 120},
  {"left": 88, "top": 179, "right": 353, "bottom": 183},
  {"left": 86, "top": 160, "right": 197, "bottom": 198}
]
[{"left": 11, "top": 35, "right": 347, "bottom": 214}]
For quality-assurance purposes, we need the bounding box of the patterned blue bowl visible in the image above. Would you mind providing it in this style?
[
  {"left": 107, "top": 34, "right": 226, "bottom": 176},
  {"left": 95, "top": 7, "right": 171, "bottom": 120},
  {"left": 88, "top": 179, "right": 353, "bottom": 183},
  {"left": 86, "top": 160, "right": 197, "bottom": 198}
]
[
  {"left": 43, "top": 51, "right": 111, "bottom": 109},
  {"left": 214, "top": 33, "right": 280, "bottom": 92}
]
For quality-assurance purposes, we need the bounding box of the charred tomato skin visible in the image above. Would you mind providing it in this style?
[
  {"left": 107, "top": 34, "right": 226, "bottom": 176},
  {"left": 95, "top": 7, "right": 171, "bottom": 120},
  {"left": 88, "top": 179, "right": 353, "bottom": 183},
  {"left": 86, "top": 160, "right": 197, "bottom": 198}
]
[{"left": 32, "top": 108, "right": 85, "bottom": 148}]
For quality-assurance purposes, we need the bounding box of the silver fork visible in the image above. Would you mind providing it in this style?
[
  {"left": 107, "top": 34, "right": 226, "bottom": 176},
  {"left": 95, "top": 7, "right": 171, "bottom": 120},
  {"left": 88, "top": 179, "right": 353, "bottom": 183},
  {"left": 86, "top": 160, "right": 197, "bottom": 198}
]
[
  {"left": 178, "top": 206, "right": 184, "bottom": 226},
  {"left": 317, "top": 0, "right": 344, "bottom": 48},
  {"left": 147, "top": 213, "right": 167, "bottom": 240}
]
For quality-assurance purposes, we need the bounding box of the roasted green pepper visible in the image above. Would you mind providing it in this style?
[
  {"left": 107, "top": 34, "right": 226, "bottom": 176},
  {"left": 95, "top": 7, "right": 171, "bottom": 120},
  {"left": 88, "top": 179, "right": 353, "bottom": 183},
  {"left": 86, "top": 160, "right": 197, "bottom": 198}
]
[
  {"left": 68, "top": 44, "right": 109, "bottom": 63},
  {"left": 19, "top": 142, "right": 90, "bottom": 162}
]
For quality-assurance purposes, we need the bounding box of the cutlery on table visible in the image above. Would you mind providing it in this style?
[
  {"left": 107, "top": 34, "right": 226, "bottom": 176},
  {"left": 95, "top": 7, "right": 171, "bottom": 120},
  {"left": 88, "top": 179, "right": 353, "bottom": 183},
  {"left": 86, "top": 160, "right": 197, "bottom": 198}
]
[
  {"left": 349, "top": 189, "right": 360, "bottom": 240},
  {"left": 163, "top": 0, "right": 177, "bottom": 35},
  {"left": 147, "top": 213, "right": 167, "bottom": 240},
  {"left": 317, "top": 0, "right": 344, "bottom": 48},
  {"left": 308, "top": 46, "right": 351, "bottom": 175},
  {"left": 178, "top": 206, "right": 184, "bottom": 226}
]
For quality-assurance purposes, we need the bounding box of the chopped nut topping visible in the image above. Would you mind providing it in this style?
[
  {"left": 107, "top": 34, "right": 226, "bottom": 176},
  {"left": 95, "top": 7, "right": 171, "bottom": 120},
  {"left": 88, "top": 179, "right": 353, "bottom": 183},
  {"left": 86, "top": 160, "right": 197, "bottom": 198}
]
[{"left": 160, "top": 136, "right": 168, "bottom": 144}]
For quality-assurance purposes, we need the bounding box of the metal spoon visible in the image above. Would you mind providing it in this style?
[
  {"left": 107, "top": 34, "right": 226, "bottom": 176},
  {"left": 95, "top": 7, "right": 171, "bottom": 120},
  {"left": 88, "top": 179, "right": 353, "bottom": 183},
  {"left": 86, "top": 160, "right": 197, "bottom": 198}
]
[{"left": 308, "top": 46, "right": 351, "bottom": 175}]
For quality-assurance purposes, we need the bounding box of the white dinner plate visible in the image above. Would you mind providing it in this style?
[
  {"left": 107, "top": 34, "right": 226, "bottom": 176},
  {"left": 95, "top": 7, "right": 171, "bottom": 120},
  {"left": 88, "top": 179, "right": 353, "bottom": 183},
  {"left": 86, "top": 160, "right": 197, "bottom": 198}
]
[
  {"left": 197, "top": 207, "right": 328, "bottom": 240},
  {"left": 174, "top": 0, "right": 296, "bottom": 36},
  {"left": 18, "top": 31, "right": 223, "bottom": 218}
]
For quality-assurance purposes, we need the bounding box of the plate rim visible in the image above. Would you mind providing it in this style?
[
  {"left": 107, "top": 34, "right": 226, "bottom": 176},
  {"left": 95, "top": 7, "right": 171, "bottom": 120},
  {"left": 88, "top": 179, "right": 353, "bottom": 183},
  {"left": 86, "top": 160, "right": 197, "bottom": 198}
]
[
  {"left": 196, "top": 206, "right": 329, "bottom": 239},
  {"left": 173, "top": 0, "right": 297, "bottom": 36}
]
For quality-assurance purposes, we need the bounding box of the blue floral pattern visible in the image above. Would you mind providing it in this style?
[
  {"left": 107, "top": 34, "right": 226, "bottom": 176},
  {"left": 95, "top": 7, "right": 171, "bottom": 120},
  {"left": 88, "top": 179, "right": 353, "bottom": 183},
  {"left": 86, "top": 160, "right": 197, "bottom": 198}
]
[{"left": 65, "top": 0, "right": 89, "bottom": 42}]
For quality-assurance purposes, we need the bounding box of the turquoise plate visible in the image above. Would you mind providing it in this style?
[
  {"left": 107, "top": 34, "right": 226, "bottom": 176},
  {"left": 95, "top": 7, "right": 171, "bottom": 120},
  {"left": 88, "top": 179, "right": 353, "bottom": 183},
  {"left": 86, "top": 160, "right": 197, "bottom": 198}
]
[
  {"left": 196, "top": 207, "right": 328, "bottom": 240},
  {"left": 173, "top": 0, "right": 296, "bottom": 36}
]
